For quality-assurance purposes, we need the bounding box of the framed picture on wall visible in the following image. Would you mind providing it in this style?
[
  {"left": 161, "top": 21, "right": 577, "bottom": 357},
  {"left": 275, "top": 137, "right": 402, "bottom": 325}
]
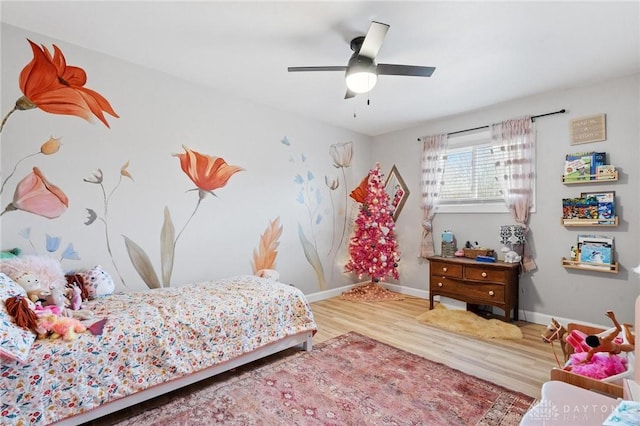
[{"left": 384, "top": 165, "right": 410, "bottom": 222}]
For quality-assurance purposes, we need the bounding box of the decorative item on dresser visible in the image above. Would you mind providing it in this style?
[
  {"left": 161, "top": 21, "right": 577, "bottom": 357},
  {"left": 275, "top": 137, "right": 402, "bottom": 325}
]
[{"left": 426, "top": 256, "right": 520, "bottom": 322}]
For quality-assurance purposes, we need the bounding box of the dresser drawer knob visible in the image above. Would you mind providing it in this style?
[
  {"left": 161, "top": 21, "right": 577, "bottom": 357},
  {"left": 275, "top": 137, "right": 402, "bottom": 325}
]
[
  {"left": 488, "top": 290, "right": 495, "bottom": 296},
  {"left": 481, "top": 272, "right": 487, "bottom": 278},
  {"left": 438, "top": 282, "right": 443, "bottom": 287},
  {"left": 442, "top": 267, "right": 448, "bottom": 272}
]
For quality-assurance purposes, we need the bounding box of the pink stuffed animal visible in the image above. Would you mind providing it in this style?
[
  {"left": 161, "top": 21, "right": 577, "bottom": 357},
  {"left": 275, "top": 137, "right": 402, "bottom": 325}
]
[{"left": 36, "top": 314, "right": 87, "bottom": 341}]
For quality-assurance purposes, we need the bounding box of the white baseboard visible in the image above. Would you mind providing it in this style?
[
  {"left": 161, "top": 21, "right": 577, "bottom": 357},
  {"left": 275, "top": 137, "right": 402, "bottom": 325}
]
[{"left": 305, "top": 283, "right": 609, "bottom": 329}]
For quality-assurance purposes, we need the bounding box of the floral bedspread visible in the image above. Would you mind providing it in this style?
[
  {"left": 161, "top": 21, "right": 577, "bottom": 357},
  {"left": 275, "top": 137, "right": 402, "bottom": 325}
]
[{"left": 0, "top": 275, "right": 317, "bottom": 425}]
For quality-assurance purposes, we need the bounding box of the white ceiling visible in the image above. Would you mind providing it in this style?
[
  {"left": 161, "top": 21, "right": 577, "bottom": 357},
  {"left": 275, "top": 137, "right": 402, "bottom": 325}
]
[{"left": 1, "top": 1, "right": 639, "bottom": 136}]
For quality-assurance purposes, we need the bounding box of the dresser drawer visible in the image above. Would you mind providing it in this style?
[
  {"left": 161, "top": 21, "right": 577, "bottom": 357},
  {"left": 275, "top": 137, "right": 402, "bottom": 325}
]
[
  {"left": 431, "top": 277, "right": 505, "bottom": 305},
  {"left": 464, "top": 265, "right": 507, "bottom": 283},
  {"left": 430, "top": 261, "right": 463, "bottom": 278}
]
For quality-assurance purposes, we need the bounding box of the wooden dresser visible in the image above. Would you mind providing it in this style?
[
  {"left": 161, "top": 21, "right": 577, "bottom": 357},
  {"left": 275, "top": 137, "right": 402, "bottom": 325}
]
[{"left": 426, "top": 256, "right": 520, "bottom": 322}]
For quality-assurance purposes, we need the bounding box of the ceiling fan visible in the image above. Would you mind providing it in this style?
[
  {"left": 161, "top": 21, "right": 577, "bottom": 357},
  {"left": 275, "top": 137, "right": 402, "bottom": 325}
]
[{"left": 288, "top": 21, "right": 436, "bottom": 99}]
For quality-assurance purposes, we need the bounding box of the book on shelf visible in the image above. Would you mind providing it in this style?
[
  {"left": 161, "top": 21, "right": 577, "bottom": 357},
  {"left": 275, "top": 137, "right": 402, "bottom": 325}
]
[
  {"left": 577, "top": 234, "right": 614, "bottom": 265},
  {"left": 562, "top": 197, "right": 598, "bottom": 220},
  {"left": 597, "top": 164, "right": 617, "bottom": 179},
  {"left": 579, "top": 242, "right": 613, "bottom": 264},
  {"left": 563, "top": 151, "right": 607, "bottom": 181}
]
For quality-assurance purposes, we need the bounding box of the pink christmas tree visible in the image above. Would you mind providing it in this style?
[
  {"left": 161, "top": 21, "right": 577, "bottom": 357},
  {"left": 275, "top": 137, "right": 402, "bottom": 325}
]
[{"left": 343, "top": 164, "right": 402, "bottom": 301}]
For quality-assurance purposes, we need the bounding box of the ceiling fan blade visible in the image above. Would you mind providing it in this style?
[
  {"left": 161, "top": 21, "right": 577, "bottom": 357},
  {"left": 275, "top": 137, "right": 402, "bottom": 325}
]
[
  {"left": 344, "top": 89, "right": 356, "bottom": 99},
  {"left": 288, "top": 66, "right": 347, "bottom": 72},
  {"left": 358, "top": 21, "right": 389, "bottom": 59},
  {"left": 377, "top": 64, "right": 436, "bottom": 77}
]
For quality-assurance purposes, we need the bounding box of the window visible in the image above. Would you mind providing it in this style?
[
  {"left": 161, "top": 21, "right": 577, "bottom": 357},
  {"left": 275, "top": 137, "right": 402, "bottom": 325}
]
[{"left": 436, "top": 130, "right": 535, "bottom": 213}]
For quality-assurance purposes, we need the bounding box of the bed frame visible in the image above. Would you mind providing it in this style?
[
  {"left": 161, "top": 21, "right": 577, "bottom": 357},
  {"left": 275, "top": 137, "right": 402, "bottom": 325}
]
[{"left": 54, "top": 331, "right": 314, "bottom": 425}]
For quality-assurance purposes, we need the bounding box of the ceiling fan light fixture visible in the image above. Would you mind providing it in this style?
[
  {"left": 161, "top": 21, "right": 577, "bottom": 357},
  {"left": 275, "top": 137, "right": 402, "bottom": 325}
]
[{"left": 345, "top": 59, "right": 377, "bottom": 94}]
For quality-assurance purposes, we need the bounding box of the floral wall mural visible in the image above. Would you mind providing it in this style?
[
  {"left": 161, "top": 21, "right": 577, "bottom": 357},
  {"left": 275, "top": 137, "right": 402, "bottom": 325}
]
[
  {"left": 1, "top": 25, "right": 372, "bottom": 294},
  {"left": 280, "top": 137, "right": 360, "bottom": 290},
  {"left": 122, "top": 145, "right": 244, "bottom": 288}
]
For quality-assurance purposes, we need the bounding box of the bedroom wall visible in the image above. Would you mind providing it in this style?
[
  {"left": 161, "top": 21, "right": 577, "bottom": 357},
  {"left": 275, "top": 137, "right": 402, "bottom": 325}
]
[
  {"left": 0, "top": 23, "right": 374, "bottom": 295},
  {"left": 372, "top": 73, "right": 640, "bottom": 326}
]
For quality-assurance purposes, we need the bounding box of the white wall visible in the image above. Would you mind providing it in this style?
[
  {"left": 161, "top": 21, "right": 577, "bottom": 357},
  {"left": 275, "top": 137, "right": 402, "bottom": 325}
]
[
  {"left": 0, "top": 23, "right": 373, "bottom": 295},
  {"left": 373, "top": 74, "right": 640, "bottom": 325}
]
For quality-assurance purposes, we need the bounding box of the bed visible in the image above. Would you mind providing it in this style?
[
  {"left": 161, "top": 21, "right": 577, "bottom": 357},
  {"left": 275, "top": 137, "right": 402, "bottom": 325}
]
[{"left": 0, "top": 274, "right": 317, "bottom": 425}]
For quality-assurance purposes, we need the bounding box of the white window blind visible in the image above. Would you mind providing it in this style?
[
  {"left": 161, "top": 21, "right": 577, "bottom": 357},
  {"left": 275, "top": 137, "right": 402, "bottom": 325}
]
[{"left": 437, "top": 130, "right": 509, "bottom": 213}]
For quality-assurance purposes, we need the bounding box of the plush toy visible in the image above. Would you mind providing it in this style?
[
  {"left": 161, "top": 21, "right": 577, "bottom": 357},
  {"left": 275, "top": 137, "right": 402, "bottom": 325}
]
[
  {"left": 72, "top": 265, "right": 115, "bottom": 300},
  {"left": 4, "top": 295, "right": 39, "bottom": 331},
  {"left": 36, "top": 314, "right": 87, "bottom": 341},
  {"left": 0, "top": 254, "right": 67, "bottom": 290},
  {"left": 13, "top": 272, "right": 95, "bottom": 319},
  {"left": 0, "top": 248, "right": 21, "bottom": 259},
  {"left": 12, "top": 272, "right": 43, "bottom": 299}
]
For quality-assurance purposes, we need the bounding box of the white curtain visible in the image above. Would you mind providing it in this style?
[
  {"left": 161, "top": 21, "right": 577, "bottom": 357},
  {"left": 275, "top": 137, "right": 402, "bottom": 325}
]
[
  {"left": 492, "top": 116, "right": 536, "bottom": 271},
  {"left": 420, "top": 134, "right": 448, "bottom": 258}
]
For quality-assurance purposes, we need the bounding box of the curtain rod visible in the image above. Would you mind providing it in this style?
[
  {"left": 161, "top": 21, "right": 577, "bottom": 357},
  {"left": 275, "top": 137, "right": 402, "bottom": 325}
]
[{"left": 417, "top": 109, "right": 566, "bottom": 141}]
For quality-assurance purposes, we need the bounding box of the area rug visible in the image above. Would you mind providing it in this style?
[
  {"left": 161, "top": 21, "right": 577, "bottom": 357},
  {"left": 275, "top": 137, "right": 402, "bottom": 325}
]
[
  {"left": 340, "top": 281, "right": 405, "bottom": 301},
  {"left": 416, "top": 304, "right": 523, "bottom": 340},
  {"left": 110, "top": 331, "right": 534, "bottom": 425}
]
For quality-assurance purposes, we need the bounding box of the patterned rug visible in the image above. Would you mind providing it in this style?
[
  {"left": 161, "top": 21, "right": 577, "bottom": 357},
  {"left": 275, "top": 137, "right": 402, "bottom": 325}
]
[{"left": 102, "top": 332, "right": 534, "bottom": 425}]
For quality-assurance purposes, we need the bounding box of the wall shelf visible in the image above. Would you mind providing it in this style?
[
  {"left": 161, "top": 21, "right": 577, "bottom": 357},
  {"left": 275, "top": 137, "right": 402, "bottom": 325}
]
[
  {"left": 561, "top": 216, "right": 618, "bottom": 227},
  {"left": 562, "top": 170, "right": 618, "bottom": 184},
  {"left": 561, "top": 258, "right": 619, "bottom": 274}
]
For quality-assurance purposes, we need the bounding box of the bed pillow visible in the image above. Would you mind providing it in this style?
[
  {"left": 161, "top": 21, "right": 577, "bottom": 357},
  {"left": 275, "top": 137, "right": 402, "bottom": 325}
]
[
  {"left": 75, "top": 265, "right": 115, "bottom": 300},
  {"left": 0, "top": 272, "right": 36, "bottom": 363}
]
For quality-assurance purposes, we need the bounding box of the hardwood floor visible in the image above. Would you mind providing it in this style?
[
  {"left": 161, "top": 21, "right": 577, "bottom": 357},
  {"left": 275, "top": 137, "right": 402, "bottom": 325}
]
[{"left": 310, "top": 296, "right": 558, "bottom": 399}]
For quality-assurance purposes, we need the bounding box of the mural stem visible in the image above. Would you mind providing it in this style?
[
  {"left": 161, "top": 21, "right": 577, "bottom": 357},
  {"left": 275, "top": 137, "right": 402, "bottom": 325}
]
[
  {"left": 327, "top": 191, "right": 336, "bottom": 256},
  {"left": 99, "top": 218, "right": 128, "bottom": 288},
  {"left": 0, "top": 106, "right": 17, "bottom": 134},
  {"left": 338, "top": 167, "right": 348, "bottom": 255},
  {"left": 0, "top": 152, "right": 39, "bottom": 194},
  {"left": 173, "top": 192, "right": 204, "bottom": 254}
]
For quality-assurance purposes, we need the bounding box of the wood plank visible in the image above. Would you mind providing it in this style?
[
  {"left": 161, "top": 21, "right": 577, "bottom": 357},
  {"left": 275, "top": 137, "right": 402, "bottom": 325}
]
[{"left": 311, "top": 296, "right": 558, "bottom": 399}]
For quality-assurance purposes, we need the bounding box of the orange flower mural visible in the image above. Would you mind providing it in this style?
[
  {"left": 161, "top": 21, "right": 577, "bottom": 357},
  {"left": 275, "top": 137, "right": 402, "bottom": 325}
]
[
  {"left": 0, "top": 39, "right": 118, "bottom": 133},
  {"left": 124, "top": 147, "right": 244, "bottom": 288},
  {"left": 1, "top": 167, "right": 68, "bottom": 219},
  {"left": 349, "top": 175, "right": 369, "bottom": 204},
  {"left": 173, "top": 145, "right": 245, "bottom": 193}
]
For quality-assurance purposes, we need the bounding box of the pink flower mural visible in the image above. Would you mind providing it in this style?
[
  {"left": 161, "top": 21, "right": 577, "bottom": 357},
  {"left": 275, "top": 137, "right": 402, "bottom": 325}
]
[{"left": 1, "top": 167, "right": 68, "bottom": 219}]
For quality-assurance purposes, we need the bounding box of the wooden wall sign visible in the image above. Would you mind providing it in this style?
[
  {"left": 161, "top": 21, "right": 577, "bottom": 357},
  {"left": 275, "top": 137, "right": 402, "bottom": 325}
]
[{"left": 570, "top": 113, "right": 606, "bottom": 145}]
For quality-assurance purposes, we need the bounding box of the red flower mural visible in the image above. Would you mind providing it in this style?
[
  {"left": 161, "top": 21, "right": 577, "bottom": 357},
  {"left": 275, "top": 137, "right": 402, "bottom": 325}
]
[
  {"left": 1, "top": 39, "right": 119, "bottom": 133},
  {"left": 349, "top": 175, "right": 369, "bottom": 204},
  {"left": 173, "top": 145, "right": 245, "bottom": 192},
  {"left": 124, "top": 147, "right": 244, "bottom": 288},
  {"left": 1, "top": 167, "right": 68, "bottom": 219}
]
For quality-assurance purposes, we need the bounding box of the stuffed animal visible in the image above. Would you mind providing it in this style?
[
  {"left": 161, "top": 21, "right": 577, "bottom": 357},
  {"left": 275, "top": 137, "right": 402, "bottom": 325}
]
[
  {"left": 36, "top": 314, "right": 87, "bottom": 341},
  {"left": 13, "top": 272, "right": 95, "bottom": 319},
  {"left": 4, "top": 295, "right": 39, "bottom": 331},
  {"left": 12, "top": 272, "right": 43, "bottom": 300},
  {"left": 13, "top": 272, "right": 70, "bottom": 314},
  {"left": 72, "top": 265, "right": 115, "bottom": 300}
]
